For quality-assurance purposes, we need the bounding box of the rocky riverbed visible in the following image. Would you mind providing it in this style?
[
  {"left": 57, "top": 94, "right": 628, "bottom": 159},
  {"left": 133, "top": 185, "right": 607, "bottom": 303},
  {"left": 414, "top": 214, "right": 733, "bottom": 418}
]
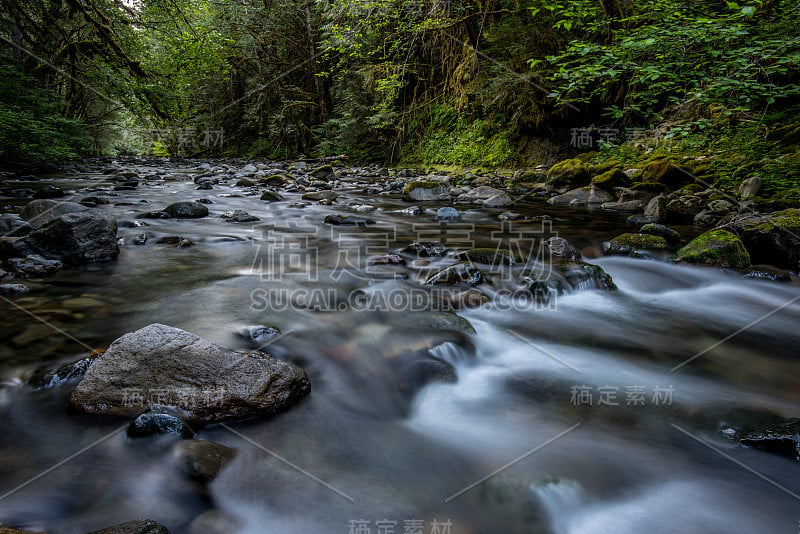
[{"left": 0, "top": 156, "right": 798, "bottom": 533}]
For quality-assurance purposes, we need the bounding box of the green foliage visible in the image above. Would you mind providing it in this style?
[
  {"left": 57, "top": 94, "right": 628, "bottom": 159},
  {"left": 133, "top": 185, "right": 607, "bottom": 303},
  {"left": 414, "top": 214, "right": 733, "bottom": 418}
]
[
  {"left": 402, "top": 105, "right": 516, "bottom": 167},
  {"left": 0, "top": 63, "right": 91, "bottom": 165},
  {"left": 532, "top": 0, "right": 800, "bottom": 121}
]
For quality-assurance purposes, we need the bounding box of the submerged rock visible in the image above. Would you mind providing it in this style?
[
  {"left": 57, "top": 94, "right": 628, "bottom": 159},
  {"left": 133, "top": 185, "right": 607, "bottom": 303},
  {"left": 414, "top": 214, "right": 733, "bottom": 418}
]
[
  {"left": 69, "top": 323, "right": 311, "bottom": 425},
  {"left": 171, "top": 439, "right": 237, "bottom": 481},
  {"left": 674, "top": 229, "right": 750, "bottom": 268}
]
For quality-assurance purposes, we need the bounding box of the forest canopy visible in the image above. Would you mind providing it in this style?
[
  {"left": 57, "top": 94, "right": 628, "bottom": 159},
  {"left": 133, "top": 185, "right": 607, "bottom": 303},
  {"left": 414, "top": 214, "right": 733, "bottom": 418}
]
[{"left": 1, "top": 0, "right": 798, "bottom": 171}]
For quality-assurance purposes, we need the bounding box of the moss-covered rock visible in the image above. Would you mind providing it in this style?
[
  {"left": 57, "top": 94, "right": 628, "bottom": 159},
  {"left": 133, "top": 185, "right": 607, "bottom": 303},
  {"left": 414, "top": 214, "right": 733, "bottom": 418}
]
[
  {"left": 546, "top": 158, "right": 591, "bottom": 191},
  {"left": 592, "top": 169, "right": 630, "bottom": 189},
  {"left": 603, "top": 233, "right": 669, "bottom": 255},
  {"left": 402, "top": 180, "right": 449, "bottom": 201},
  {"left": 310, "top": 164, "right": 336, "bottom": 181},
  {"left": 674, "top": 229, "right": 750, "bottom": 268},
  {"left": 641, "top": 159, "right": 694, "bottom": 189},
  {"left": 725, "top": 208, "right": 800, "bottom": 268},
  {"left": 639, "top": 223, "right": 680, "bottom": 244}
]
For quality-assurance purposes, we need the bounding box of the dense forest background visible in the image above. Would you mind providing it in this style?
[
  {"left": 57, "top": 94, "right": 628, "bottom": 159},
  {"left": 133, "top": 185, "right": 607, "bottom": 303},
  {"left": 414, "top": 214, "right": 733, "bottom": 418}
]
[{"left": 1, "top": 0, "right": 799, "bottom": 183}]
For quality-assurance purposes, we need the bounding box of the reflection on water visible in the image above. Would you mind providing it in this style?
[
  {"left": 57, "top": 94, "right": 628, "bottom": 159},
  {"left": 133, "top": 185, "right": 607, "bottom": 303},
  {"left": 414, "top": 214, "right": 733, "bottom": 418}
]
[{"left": 0, "top": 169, "right": 798, "bottom": 533}]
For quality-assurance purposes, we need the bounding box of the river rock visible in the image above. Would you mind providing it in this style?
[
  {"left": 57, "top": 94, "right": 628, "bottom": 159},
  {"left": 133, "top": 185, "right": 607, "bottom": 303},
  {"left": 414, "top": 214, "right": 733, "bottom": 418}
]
[
  {"left": 221, "top": 210, "right": 260, "bottom": 223},
  {"left": 739, "top": 176, "right": 763, "bottom": 199},
  {"left": 724, "top": 209, "right": 800, "bottom": 269},
  {"left": 0, "top": 214, "right": 34, "bottom": 237},
  {"left": 128, "top": 405, "right": 195, "bottom": 439},
  {"left": 310, "top": 164, "right": 336, "bottom": 181},
  {"left": 19, "top": 199, "right": 87, "bottom": 226},
  {"left": 644, "top": 195, "right": 667, "bottom": 223},
  {"left": 323, "top": 214, "right": 375, "bottom": 225},
  {"left": 545, "top": 158, "right": 590, "bottom": 192},
  {"left": 743, "top": 264, "right": 791, "bottom": 282},
  {"left": 424, "top": 262, "right": 484, "bottom": 286},
  {"left": 33, "top": 185, "right": 66, "bottom": 199},
  {"left": 545, "top": 237, "right": 581, "bottom": 261},
  {"left": 69, "top": 323, "right": 311, "bottom": 424},
  {"left": 0, "top": 283, "right": 29, "bottom": 296},
  {"left": 404, "top": 241, "right": 447, "bottom": 257},
  {"left": 549, "top": 185, "right": 613, "bottom": 206},
  {"left": 601, "top": 199, "right": 645, "bottom": 212},
  {"left": 674, "top": 229, "right": 750, "bottom": 268},
  {"left": 18, "top": 212, "right": 119, "bottom": 266},
  {"left": 172, "top": 440, "right": 237, "bottom": 481},
  {"left": 7, "top": 254, "right": 63, "bottom": 277},
  {"left": 434, "top": 207, "right": 461, "bottom": 222},
  {"left": 368, "top": 254, "right": 406, "bottom": 265},
  {"left": 164, "top": 202, "right": 208, "bottom": 218},
  {"left": 460, "top": 248, "right": 524, "bottom": 265},
  {"left": 640, "top": 160, "right": 693, "bottom": 189},
  {"left": 86, "top": 519, "right": 171, "bottom": 534},
  {"left": 639, "top": 223, "right": 680, "bottom": 244},
  {"left": 499, "top": 211, "right": 525, "bottom": 221},
  {"left": 603, "top": 233, "right": 668, "bottom": 256},
  {"left": 302, "top": 191, "right": 338, "bottom": 201},
  {"left": 238, "top": 325, "right": 281, "bottom": 347},
  {"left": 402, "top": 181, "right": 449, "bottom": 201},
  {"left": 133, "top": 233, "right": 148, "bottom": 245},
  {"left": 260, "top": 190, "right": 283, "bottom": 201},
  {"left": 739, "top": 418, "right": 800, "bottom": 461}
]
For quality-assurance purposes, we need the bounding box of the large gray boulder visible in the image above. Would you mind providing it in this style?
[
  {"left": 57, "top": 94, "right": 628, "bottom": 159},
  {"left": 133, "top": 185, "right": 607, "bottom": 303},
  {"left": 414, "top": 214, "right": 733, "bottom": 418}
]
[
  {"left": 69, "top": 324, "right": 311, "bottom": 425},
  {"left": 19, "top": 211, "right": 119, "bottom": 266},
  {"left": 19, "top": 199, "right": 87, "bottom": 227}
]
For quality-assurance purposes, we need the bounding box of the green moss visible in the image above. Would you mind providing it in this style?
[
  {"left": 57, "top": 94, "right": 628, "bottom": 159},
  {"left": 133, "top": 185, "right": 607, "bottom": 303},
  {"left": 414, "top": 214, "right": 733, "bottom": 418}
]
[
  {"left": 546, "top": 158, "right": 590, "bottom": 190},
  {"left": 592, "top": 169, "right": 630, "bottom": 189},
  {"left": 605, "top": 233, "right": 668, "bottom": 255},
  {"left": 592, "top": 159, "right": 623, "bottom": 174},
  {"left": 640, "top": 159, "right": 694, "bottom": 189},
  {"left": 681, "top": 183, "right": 704, "bottom": 194},
  {"left": 402, "top": 180, "right": 444, "bottom": 195},
  {"left": 674, "top": 229, "right": 750, "bottom": 268}
]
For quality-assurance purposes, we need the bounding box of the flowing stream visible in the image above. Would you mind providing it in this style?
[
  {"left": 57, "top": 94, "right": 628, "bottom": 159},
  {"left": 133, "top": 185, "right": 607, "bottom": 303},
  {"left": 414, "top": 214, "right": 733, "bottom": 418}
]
[{"left": 0, "top": 164, "right": 798, "bottom": 533}]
